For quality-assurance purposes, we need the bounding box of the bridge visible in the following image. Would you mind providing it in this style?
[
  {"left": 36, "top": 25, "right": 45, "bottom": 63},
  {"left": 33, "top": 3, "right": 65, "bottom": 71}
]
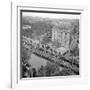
[{"left": 22, "top": 36, "right": 79, "bottom": 75}]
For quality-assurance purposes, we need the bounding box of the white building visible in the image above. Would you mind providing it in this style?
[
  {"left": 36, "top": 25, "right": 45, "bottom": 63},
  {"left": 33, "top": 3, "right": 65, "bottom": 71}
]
[{"left": 52, "top": 26, "right": 71, "bottom": 53}]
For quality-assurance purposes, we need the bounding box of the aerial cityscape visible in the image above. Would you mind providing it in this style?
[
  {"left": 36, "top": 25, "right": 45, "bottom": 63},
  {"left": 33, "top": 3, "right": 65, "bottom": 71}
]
[{"left": 21, "top": 13, "right": 79, "bottom": 78}]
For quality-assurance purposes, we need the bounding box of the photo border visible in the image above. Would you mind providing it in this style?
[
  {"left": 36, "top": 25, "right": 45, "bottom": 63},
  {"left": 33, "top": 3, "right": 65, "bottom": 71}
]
[{"left": 11, "top": 2, "right": 88, "bottom": 88}]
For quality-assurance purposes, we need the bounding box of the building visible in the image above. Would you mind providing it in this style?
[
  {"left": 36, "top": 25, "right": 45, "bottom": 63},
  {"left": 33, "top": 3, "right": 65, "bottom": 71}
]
[
  {"left": 52, "top": 26, "right": 71, "bottom": 53},
  {"left": 52, "top": 26, "right": 60, "bottom": 42}
]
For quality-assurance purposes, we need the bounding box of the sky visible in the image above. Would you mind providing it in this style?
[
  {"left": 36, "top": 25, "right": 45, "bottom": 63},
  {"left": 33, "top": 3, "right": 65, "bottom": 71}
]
[{"left": 22, "top": 12, "right": 80, "bottom": 19}]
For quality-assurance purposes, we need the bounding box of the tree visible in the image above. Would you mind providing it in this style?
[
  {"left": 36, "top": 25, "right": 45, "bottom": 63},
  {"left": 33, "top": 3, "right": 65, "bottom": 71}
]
[
  {"left": 45, "top": 62, "right": 60, "bottom": 76},
  {"left": 38, "top": 65, "right": 46, "bottom": 77},
  {"left": 22, "top": 46, "right": 31, "bottom": 63}
]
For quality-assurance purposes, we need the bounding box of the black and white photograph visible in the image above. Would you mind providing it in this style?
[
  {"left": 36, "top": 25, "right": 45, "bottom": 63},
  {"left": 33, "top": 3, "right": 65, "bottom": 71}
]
[
  {"left": 0, "top": 0, "right": 89, "bottom": 89},
  {"left": 20, "top": 9, "right": 80, "bottom": 78}
]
